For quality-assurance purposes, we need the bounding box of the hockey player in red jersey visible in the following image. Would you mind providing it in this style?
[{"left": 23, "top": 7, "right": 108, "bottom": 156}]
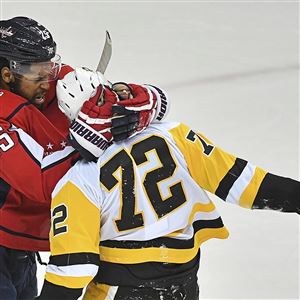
[
  {"left": 0, "top": 17, "right": 170, "bottom": 300},
  {"left": 0, "top": 17, "right": 78, "bottom": 300},
  {"left": 37, "top": 69, "right": 300, "bottom": 300}
]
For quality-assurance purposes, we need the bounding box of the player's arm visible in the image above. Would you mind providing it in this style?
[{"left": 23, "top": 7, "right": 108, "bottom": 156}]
[
  {"left": 251, "top": 173, "right": 299, "bottom": 212},
  {"left": 38, "top": 164, "right": 101, "bottom": 299},
  {"left": 0, "top": 121, "right": 78, "bottom": 204},
  {"left": 170, "top": 123, "right": 300, "bottom": 213}
]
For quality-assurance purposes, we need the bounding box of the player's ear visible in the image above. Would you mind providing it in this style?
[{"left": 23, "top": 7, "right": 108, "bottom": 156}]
[{"left": 1, "top": 67, "right": 15, "bottom": 84}]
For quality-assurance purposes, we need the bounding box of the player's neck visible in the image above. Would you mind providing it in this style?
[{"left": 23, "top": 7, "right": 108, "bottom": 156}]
[{"left": 0, "top": 80, "right": 10, "bottom": 91}]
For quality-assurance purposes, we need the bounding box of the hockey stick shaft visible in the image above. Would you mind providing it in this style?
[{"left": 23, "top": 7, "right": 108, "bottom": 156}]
[{"left": 96, "top": 31, "right": 112, "bottom": 73}]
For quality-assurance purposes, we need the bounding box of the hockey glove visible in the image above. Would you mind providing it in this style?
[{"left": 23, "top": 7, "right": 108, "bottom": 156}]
[
  {"left": 111, "top": 84, "right": 170, "bottom": 141},
  {"left": 111, "top": 84, "right": 157, "bottom": 141},
  {"left": 69, "top": 85, "right": 118, "bottom": 161}
]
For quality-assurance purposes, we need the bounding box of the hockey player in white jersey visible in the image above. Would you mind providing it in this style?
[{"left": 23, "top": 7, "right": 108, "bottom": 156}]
[{"left": 38, "top": 68, "right": 300, "bottom": 300}]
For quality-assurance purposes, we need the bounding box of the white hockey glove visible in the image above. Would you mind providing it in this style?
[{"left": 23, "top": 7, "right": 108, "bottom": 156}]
[{"left": 111, "top": 83, "right": 170, "bottom": 142}]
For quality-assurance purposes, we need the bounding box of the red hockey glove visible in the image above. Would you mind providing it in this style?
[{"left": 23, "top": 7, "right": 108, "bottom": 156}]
[
  {"left": 111, "top": 83, "right": 157, "bottom": 142},
  {"left": 69, "top": 85, "right": 118, "bottom": 161}
]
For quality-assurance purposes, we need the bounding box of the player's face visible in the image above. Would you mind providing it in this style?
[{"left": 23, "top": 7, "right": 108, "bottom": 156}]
[
  {"left": 10, "top": 55, "right": 61, "bottom": 108},
  {"left": 112, "top": 83, "right": 132, "bottom": 100},
  {"left": 13, "top": 62, "right": 53, "bottom": 108}
]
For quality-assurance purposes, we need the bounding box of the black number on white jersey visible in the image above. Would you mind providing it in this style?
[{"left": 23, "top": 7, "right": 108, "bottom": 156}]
[
  {"left": 100, "top": 135, "right": 187, "bottom": 231},
  {"left": 100, "top": 149, "right": 144, "bottom": 231},
  {"left": 131, "top": 135, "right": 186, "bottom": 218}
]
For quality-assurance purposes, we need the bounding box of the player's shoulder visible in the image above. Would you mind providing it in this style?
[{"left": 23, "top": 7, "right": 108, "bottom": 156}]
[
  {"left": 104, "top": 121, "right": 189, "bottom": 154},
  {"left": 149, "top": 120, "right": 180, "bottom": 132},
  {"left": 149, "top": 121, "right": 192, "bottom": 140},
  {"left": 52, "top": 159, "right": 100, "bottom": 205},
  {"left": 0, "top": 89, "right": 30, "bottom": 119}
]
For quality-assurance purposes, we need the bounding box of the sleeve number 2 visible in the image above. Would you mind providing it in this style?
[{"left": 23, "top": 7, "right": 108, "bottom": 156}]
[{"left": 52, "top": 204, "right": 68, "bottom": 236}]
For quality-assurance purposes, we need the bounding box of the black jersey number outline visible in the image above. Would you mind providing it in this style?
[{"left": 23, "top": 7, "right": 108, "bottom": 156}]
[
  {"left": 52, "top": 204, "right": 68, "bottom": 236},
  {"left": 186, "top": 130, "right": 214, "bottom": 156},
  {"left": 100, "top": 135, "right": 187, "bottom": 232}
]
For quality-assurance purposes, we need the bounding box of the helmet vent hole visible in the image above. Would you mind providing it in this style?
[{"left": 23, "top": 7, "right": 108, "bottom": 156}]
[
  {"left": 91, "top": 83, "right": 95, "bottom": 89},
  {"left": 68, "top": 93, "right": 75, "bottom": 98},
  {"left": 79, "top": 84, "right": 83, "bottom": 92},
  {"left": 65, "top": 103, "right": 70, "bottom": 109}
]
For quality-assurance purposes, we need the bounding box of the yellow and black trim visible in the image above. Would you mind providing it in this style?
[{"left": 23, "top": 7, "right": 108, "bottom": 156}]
[
  {"left": 48, "top": 252, "right": 100, "bottom": 267},
  {"left": 215, "top": 157, "right": 247, "bottom": 200},
  {"left": 100, "top": 218, "right": 229, "bottom": 264}
]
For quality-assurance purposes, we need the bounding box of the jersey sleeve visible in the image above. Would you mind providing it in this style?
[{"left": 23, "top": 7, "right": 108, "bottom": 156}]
[
  {"left": 169, "top": 123, "right": 300, "bottom": 213},
  {"left": 0, "top": 121, "right": 78, "bottom": 204},
  {"left": 44, "top": 165, "right": 101, "bottom": 292}
]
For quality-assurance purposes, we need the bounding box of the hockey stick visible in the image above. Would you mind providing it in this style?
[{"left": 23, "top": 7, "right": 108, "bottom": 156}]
[{"left": 96, "top": 31, "right": 112, "bottom": 73}]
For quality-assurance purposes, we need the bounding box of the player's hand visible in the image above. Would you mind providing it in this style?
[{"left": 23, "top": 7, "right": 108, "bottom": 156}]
[
  {"left": 69, "top": 85, "right": 118, "bottom": 161},
  {"left": 111, "top": 83, "right": 157, "bottom": 141}
]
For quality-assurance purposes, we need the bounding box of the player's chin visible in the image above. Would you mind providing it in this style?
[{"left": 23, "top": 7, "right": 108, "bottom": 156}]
[{"left": 33, "top": 96, "right": 45, "bottom": 107}]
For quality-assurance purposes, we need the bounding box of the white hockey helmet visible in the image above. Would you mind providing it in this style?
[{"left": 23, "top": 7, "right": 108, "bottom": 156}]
[{"left": 56, "top": 67, "right": 109, "bottom": 121}]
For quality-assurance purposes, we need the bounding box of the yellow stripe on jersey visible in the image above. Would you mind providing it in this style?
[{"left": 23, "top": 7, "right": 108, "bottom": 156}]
[
  {"left": 169, "top": 123, "right": 236, "bottom": 194},
  {"left": 45, "top": 272, "right": 94, "bottom": 289},
  {"left": 165, "top": 202, "right": 218, "bottom": 238},
  {"left": 239, "top": 166, "right": 267, "bottom": 208},
  {"left": 50, "top": 181, "right": 101, "bottom": 256},
  {"left": 99, "top": 226, "right": 229, "bottom": 264},
  {"left": 188, "top": 202, "right": 216, "bottom": 224},
  {"left": 83, "top": 282, "right": 112, "bottom": 300}
]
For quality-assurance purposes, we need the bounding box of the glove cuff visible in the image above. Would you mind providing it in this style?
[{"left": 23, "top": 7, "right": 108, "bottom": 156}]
[
  {"left": 70, "top": 119, "right": 112, "bottom": 161},
  {"left": 145, "top": 85, "right": 170, "bottom": 121}
]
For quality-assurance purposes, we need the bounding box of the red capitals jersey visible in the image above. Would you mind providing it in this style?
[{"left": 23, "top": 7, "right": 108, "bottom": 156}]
[
  {"left": 41, "top": 64, "right": 73, "bottom": 138},
  {"left": 0, "top": 65, "right": 78, "bottom": 251}
]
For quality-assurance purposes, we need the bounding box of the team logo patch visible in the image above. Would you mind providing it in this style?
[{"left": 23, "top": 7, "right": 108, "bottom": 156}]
[{"left": 0, "top": 26, "right": 14, "bottom": 38}]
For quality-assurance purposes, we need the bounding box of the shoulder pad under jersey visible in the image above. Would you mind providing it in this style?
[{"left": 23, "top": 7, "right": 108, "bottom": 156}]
[{"left": 0, "top": 89, "right": 30, "bottom": 120}]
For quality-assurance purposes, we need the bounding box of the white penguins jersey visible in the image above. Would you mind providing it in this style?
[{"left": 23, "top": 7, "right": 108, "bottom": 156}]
[{"left": 45, "top": 121, "right": 267, "bottom": 289}]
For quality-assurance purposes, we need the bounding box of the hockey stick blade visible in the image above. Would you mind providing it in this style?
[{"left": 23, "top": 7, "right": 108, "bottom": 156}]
[{"left": 96, "top": 30, "right": 112, "bottom": 74}]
